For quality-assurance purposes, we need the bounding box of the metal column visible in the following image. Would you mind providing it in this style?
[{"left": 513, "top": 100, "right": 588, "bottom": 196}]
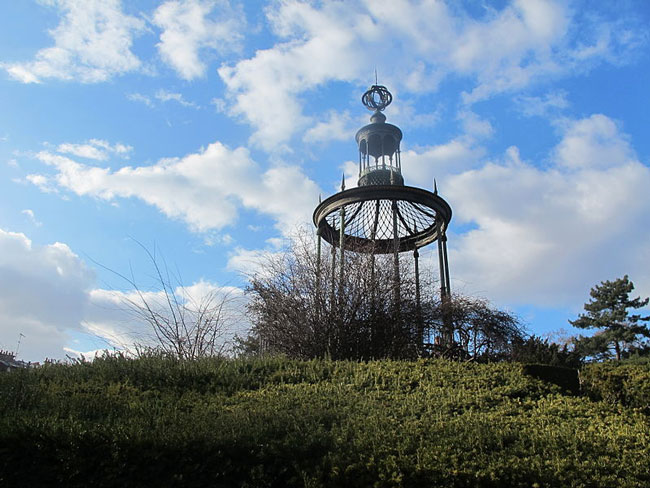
[
  {"left": 338, "top": 205, "right": 345, "bottom": 301},
  {"left": 391, "top": 200, "right": 400, "bottom": 307}
]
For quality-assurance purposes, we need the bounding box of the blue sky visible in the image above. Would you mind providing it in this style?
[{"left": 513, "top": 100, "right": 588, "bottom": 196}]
[{"left": 1, "top": 0, "right": 650, "bottom": 362}]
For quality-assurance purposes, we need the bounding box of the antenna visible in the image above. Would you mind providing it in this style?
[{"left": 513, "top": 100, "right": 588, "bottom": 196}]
[
  {"left": 16, "top": 333, "right": 25, "bottom": 357},
  {"left": 375, "top": 68, "right": 378, "bottom": 86}
]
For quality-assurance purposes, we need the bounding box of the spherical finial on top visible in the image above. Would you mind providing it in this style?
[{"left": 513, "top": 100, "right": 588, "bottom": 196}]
[{"left": 362, "top": 85, "right": 392, "bottom": 112}]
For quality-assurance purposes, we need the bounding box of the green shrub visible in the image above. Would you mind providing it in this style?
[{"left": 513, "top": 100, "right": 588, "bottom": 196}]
[
  {"left": 510, "top": 335, "right": 582, "bottom": 368},
  {"left": 1, "top": 355, "right": 649, "bottom": 487},
  {"left": 580, "top": 362, "right": 650, "bottom": 413}
]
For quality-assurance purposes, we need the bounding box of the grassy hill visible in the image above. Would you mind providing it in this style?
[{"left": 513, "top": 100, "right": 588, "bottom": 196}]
[{"left": 1, "top": 354, "right": 648, "bottom": 487}]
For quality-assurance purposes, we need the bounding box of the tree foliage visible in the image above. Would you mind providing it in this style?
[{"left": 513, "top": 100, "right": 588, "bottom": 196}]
[
  {"left": 570, "top": 275, "right": 650, "bottom": 361},
  {"left": 510, "top": 335, "right": 582, "bottom": 369}
]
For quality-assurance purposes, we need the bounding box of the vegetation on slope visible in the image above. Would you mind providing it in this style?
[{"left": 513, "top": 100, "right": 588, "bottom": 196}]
[{"left": 1, "top": 354, "right": 649, "bottom": 487}]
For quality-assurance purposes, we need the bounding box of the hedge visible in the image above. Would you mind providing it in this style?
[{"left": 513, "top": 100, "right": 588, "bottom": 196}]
[{"left": 1, "top": 355, "right": 648, "bottom": 487}]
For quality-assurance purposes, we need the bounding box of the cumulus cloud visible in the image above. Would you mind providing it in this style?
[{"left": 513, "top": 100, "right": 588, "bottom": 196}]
[
  {"left": 3, "top": 0, "right": 144, "bottom": 83},
  {"left": 29, "top": 141, "right": 320, "bottom": 234},
  {"left": 443, "top": 115, "right": 650, "bottom": 307},
  {"left": 303, "top": 110, "right": 354, "bottom": 144},
  {"left": 153, "top": 0, "right": 245, "bottom": 80},
  {"left": 0, "top": 229, "right": 94, "bottom": 360},
  {"left": 218, "top": 0, "right": 642, "bottom": 149},
  {"left": 553, "top": 114, "right": 634, "bottom": 170}
]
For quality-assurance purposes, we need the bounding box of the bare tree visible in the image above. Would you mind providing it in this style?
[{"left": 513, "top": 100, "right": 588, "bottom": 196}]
[
  {"left": 103, "top": 243, "right": 240, "bottom": 360},
  {"left": 240, "top": 230, "right": 523, "bottom": 361},
  {"left": 243, "top": 231, "right": 429, "bottom": 360}
]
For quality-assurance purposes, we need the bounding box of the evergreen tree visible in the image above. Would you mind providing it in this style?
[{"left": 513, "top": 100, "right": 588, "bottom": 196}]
[{"left": 571, "top": 276, "right": 650, "bottom": 361}]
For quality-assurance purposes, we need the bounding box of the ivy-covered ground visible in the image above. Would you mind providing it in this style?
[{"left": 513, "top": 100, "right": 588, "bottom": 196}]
[{"left": 1, "top": 355, "right": 648, "bottom": 487}]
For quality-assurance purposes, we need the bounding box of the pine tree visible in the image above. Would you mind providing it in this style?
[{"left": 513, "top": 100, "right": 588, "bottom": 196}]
[{"left": 571, "top": 275, "right": 650, "bottom": 361}]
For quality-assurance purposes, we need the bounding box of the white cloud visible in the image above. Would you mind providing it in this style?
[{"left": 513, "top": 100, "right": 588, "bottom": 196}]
[
  {"left": 444, "top": 115, "right": 650, "bottom": 307},
  {"left": 227, "top": 242, "right": 289, "bottom": 279},
  {"left": 57, "top": 143, "right": 106, "bottom": 161},
  {"left": 56, "top": 139, "right": 133, "bottom": 161},
  {"left": 127, "top": 92, "right": 155, "bottom": 108},
  {"left": 26, "top": 174, "right": 57, "bottom": 193},
  {"left": 515, "top": 91, "right": 569, "bottom": 117},
  {"left": 454, "top": 110, "right": 494, "bottom": 141},
  {"left": 217, "top": 0, "right": 643, "bottom": 149},
  {"left": 401, "top": 140, "right": 486, "bottom": 189},
  {"left": 554, "top": 114, "right": 634, "bottom": 170},
  {"left": 3, "top": 0, "right": 144, "bottom": 83},
  {"left": 386, "top": 99, "right": 441, "bottom": 130},
  {"left": 153, "top": 0, "right": 245, "bottom": 80},
  {"left": 303, "top": 110, "right": 354, "bottom": 144},
  {"left": 211, "top": 97, "right": 227, "bottom": 113},
  {"left": 0, "top": 229, "right": 94, "bottom": 361},
  {"left": 21, "top": 209, "right": 43, "bottom": 227},
  {"left": 155, "top": 89, "right": 200, "bottom": 108},
  {"left": 202, "top": 232, "right": 234, "bottom": 246},
  {"left": 30, "top": 141, "right": 320, "bottom": 234}
]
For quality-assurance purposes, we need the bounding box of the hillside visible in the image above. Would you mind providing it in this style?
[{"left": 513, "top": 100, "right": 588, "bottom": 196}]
[{"left": 1, "top": 355, "right": 648, "bottom": 487}]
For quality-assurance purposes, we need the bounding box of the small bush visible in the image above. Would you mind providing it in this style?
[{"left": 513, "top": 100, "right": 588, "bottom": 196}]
[{"left": 580, "top": 362, "right": 650, "bottom": 413}]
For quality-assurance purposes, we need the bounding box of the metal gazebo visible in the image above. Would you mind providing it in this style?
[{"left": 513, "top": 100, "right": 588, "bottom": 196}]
[{"left": 313, "top": 85, "right": 453, "bottom": 346}]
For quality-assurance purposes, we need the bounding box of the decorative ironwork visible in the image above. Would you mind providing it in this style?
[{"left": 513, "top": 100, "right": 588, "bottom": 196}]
[
  {"left": 314, "top": 185, "right": 451, "bottom": 253},
  {"left": 313, "top": 84, "right": 453, "bottom": 349},
  {"left": 361, "top": 85, "right": 393, "bottom": 112}
]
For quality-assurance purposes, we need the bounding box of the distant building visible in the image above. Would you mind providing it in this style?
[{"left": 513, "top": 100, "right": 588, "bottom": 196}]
[{"left": 0, "top": 350, "right": 30, "bottom": 372}]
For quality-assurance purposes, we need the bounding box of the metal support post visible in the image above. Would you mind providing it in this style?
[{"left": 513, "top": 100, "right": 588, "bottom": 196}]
[
  {"left": 414, "top": 247, "right": 422, "bottom": 347},
  {"left": 338, "top": 205, "right": 345, "bottom": 301},
  {"left": 442, "top": 232, "right": 451, "bottom": 297},
  {"left": 436, "top": 220, "right": 448, "bottom": 298},
  {"left": 330, "top": 244, "right": 336, "bottom": 313},
  {"left": 391, "top": 200, "right": 400, "bottom": 308},
  {"left": 437, "top": 219, "right": 451, "bottom": 346},
  {"left": 316, "top": 228, "right": 322, "bottom": 310}
]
